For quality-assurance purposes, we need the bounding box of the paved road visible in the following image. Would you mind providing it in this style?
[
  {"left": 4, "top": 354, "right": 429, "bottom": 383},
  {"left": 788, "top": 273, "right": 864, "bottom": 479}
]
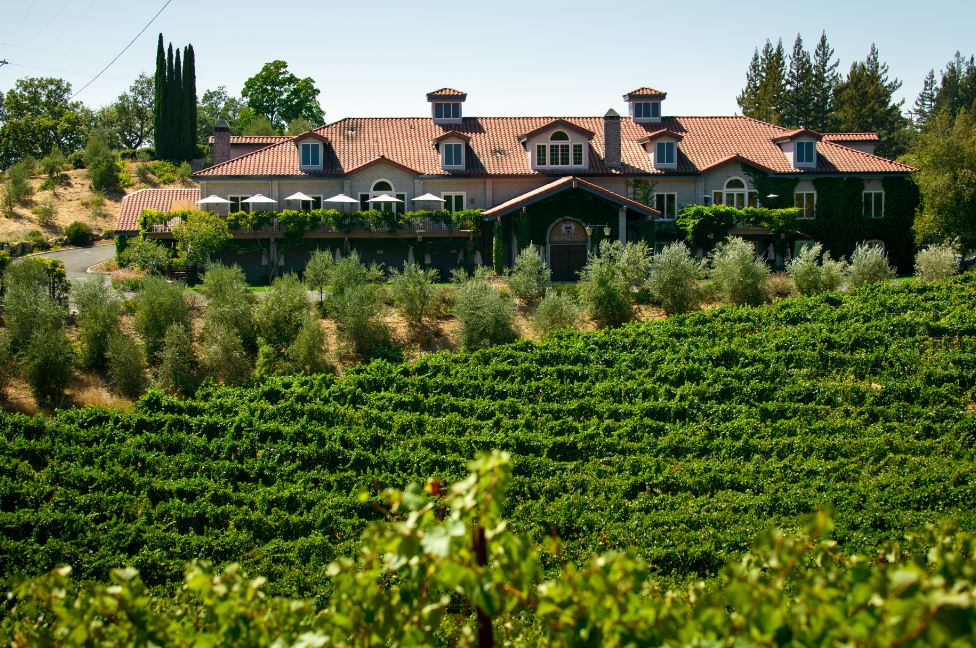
[{"left": 21, "top": 243, "right": 116, "bottom": 283}]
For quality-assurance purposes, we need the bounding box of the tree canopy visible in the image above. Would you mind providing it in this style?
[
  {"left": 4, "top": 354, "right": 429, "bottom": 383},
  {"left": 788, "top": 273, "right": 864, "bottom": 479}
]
[
  {"left": 241, "top": 61, "right": 324, "bottom": 133},
  {"left": 0, "top": 77, "right": 89, "bottom": 168}
]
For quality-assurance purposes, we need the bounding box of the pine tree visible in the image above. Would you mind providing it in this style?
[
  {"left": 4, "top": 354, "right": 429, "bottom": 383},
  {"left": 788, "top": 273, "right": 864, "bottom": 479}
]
[
  {"left": 737, "top": 48, "right": 763, "bottom": 118},
  {"left": 182, "top": 45, "right": 197, "bottom": 159},
  {"left": 831, "top": 44, "right": 909, "bottom": 158},
  {"left": 810, "top": 31, "right": 839, "bottom": 133},
  {"left": 783, "top": 34, "right": 815, "bottom": 129},
  {"left": 914, "top": 70, "right": 937, "bottom": 129},
  {"left": 738, "top": 40, "right": 786, "bottom": 124},
  {"left": 153, "top": 34, "right": 166, "bottom": 157},
  {"left": 933, "top": 52, "right": 976, "bottom": 120}
]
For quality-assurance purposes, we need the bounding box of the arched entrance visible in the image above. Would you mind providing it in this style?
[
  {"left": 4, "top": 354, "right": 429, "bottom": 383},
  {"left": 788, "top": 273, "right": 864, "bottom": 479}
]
[{"left": 547, "top": 218, "right": 588, "bottom": 281}]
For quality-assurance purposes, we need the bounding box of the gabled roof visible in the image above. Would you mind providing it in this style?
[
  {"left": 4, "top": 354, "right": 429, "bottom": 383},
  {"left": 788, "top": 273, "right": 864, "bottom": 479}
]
[
  {"left": 344, "top": 155, "right": 423, "bottom": 176},
  {"left": 432, "top": 130, "right": 472, "bottom": 144},
  {"left": 624, "top": 87, "right": 667, "bottom": 100},
  {"left": 518, "top": 119, "right": 596, "bottom": 142},
  {"left": 206, "top": 134, "right": 292, "bottom": 145},
  {"left": 427, "top": 88, "right": 467, "bottom": 100},
  {"left": 193, "top": 115, "right": 915, "bottom": 178},
  {"left": 771, "top": 128, "right": 823, "bottom": 143},
  {"left": 481, "top": 176, "right": 660, "bottom": 219},
  {"left": 637, "top": 129, "right": 685, "bottom": 144},
  {"left": 822, "top": 132, "right": 879, "bottom": 142},
  {"left": 292, "top": 131, "right": 330, "bottom": 144},
  {"left": 116, "top": 188, "right": 201, "bottom": 232}
]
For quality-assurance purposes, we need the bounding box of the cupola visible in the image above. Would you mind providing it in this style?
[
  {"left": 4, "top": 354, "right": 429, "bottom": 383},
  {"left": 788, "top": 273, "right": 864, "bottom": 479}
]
[
  {"left": 624, "top": 86, "right": 667, "bottom": 123},
  {"left": 427, "top": 88, "right": 466, "bottom": 124}
]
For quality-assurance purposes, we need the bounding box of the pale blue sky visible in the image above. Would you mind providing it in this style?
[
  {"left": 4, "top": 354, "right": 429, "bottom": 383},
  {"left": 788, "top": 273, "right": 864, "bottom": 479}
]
[{"left": 1, "top": 0, "right": 973, "bottom": 121}]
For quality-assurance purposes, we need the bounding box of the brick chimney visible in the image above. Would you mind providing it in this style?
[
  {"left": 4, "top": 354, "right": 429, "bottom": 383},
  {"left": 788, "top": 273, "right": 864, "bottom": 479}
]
[
  {"left": 604, "top": 109, "right": 621, "bottom": 168},
  {"left": 212, "top": 118, "right": 231, "bottom": 165}
]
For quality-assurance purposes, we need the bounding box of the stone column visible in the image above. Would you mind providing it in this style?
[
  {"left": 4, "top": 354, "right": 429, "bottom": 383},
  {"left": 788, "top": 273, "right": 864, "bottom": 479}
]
[{"left": 618, "top": 206, "right": 627, "bottom": 243}]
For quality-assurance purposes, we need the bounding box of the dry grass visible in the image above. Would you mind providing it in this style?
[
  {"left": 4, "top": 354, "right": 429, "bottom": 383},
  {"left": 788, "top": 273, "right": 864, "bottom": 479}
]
[{"left": 2, "top": 373, "right": 133, "bottom": 416}]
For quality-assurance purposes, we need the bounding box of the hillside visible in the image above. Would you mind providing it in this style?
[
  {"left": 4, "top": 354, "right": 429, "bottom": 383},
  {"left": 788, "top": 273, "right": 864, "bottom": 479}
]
[{"left": 1, "top": 275, "right": 974, "bottom": 600}]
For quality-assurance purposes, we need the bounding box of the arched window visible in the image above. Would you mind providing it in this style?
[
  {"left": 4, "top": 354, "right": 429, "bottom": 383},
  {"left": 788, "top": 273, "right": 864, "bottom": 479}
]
[
  {"left": 372, "top": 180, "right": 393, "bottom": 192},
  {"left": 550, "top": 131, "right": 569, "bottom": 141},
  {"left": 535, "top": 130, "right": 583, "bottom": 167},
  {"left": 359, "top": 179, "right": 405, "bottom": 214},
  {"left": 719, "top": 177, "right": 748, "bottom": 209},
  {"left": 725, "top": 178, "right": 745, "bottom": 189}
]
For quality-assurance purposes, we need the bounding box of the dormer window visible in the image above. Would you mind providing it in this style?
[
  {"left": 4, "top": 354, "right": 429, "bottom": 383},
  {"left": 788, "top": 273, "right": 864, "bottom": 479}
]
[
  {"left": 634, "top": 102, "right": 661, "bottom": 120},
  {"left": 796, "top": 141, "right": 815, "bottom": 165},
  {"left": 300, "top": 142, "right": 321, "bottom": 168},
  {"left": 442, "top": 142, "right": 464, "bottom": 168},
  {"left": 534, "top": 131, "right": 584, "bottom": 168},
  {"left": 434, "top": 102, "right": 461, "bottom": 120},
  {"left": 655, "top": 141, "right": 675, "bottom": 166},
  {"left": 624, "top": 87, "right": 667, "bottom": 123}
]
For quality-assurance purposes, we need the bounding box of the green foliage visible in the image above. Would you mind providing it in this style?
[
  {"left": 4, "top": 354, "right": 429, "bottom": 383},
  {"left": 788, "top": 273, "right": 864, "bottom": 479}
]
[
  {"left": 453, "top": 274, "right": 517, "bottom": 350},
  {"left": 531, "top": 289, "right": 580, "bottom": 337},
  {"left": 676, "top": 204, "right": 800, "bottom": 251},
  {"left": 1, "top": 159, "right": 36, "bottom": 216},
  {"left": 915, "top": 242, "right": 959, "bottom": 281},
  {"left": 172, "top": 210, "right": 230, "bottom": 266},
  {"left": 154, "top": 36, "right": 197, "bottom": 161},
  {"left": 200, "top": 264, "right": 257, "bottom": 353},
  {"left": 120, "top": 236, "right": 171, "bottom": 274},
  {"left": 200, "top": 319, "right": 251, "bottom": 385},
  {"left": 86, "top": 191, "right": 107, "bottom": 221},
  {"left": 388, "top": 262, "right": 439, "bottom": 334},
  {"left": 74, "top": 278, "right": 121, "bottom": 371},
  {"left": 648, "top": 242, "right": 704, "bottom": 314},
  {"left": 30, "top": 198, "right": 57, "bottom": 227},
  {"left": 787, "top": 242, "right": 847, "bottom": 295},
  {"left": 303, "top": 248, "right": 333, "bottom": 302},
  {"left": 106, "top": 333, "right": 148, "bottom": 398},
  {"left": 156, "top": 323, "right": 197, "bottom": 395},
  {"left": 848, "top": 243, "right": 895, "bottom": 288},
  {"left": 255, "top": 274, "right": 310, "bottom": 352},
  {"left": 102, "top": 73, "right": 154, "bottom": 150},
  {"left": 83, "top": 131, "right": 126, "bottom": 193},
  {"left": 709, "top": 236, "right": 770, "bottom": 306},
  {"left": 21, "top": 324, "right": 73, "bottom": 404},
  {"left": 146, "top": 160, "right": 180, "bottom": 184},
  {"left": 324, "top": 255, "right": 388, "bottom": 358},
  {"left": 37, "top": 146, "right": 68, "bottom": 190},
  {"left": 133, "top": 277, "right": 191, "bottom": 361},
  {"left": 577, "top": 241, "right": 634, "bottom": 327},
  {"left": 738, "top": 38, "right": 787, "bottom": 125},
  {"left": 64, "top": 221, "right": 94, "bottom": 246},
  {"left": 8, "top": 455, "right": 976, "bottom": 645},
  {"left": 508, "top": 245, "right": 551, "bottom": 305},
  {"left": 2, "top": 259, "right": 66, "bottom": 355},
  {"left": 0, "top": 77, "right": 88, "bottom": 169},
  {"left": 0, "top": 332, "right": 12, "bottom": 398},
  {"left": 285, "top": 318, "right": 331, "bottom": 375},
  {"left": 241, "top": 60, "right": 324, "bottom": 132},
  {"left": 222, "top": 207, "right": 481, "bottom": 238},
  {"left": 492, "top": 220, "right": 504, "bottom": 274}
]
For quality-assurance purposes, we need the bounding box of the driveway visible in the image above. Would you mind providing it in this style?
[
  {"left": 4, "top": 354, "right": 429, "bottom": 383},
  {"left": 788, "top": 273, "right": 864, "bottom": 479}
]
[{"left": 21, "top": 243, "right": 115, "bottom": 284}]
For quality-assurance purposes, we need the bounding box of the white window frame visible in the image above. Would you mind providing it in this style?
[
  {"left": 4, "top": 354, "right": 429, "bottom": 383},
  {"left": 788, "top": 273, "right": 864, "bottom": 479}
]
[
  {"left": 442, "top": 142, "right": 464, "bottom": 168},
  {"left": 299, "top": 195, "right": 323, "bottom": 211},
  {"left": 533, "top": 130, "right": 586, "bottom": 169},
  {"left": 433, "top": 102, "right": 461, "bottom": 120},
  {"left": 794, "top": 191, "right": 816, "bottom": 219},
  {"left": 654, "top": 141, "right": 676, "bottom": 168},
  {"left": 299, "top": 142, "right": 321, "bottom": 168},
  {"left": 863, "top": 191, "right": 884, "bottom": 218},
  {"left": 653, "top": 192, "right": 677, "bottom": 220},
  {"left": 721, "top": 178, "right": 748, "bottom": 209},
  {"left": 632, "top": 101, "right": 661, "bottom": 122},
  {"left": 795, "top": 141, "right": 816, "bottom": 166},
  {"left": 228, "top": 195, "right": 252, "bottom": 213},
  {"left": 442, "top": 192, "right": 466, "bottom": 213}
]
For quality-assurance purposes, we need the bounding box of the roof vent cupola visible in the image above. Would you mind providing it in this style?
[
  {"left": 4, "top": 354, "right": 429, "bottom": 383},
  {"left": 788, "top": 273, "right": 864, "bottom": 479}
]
[
  {"left": 427, "top": 88, "right": 466, "bottom": 124},
  {"left": 624, "top": 87, "right": 666, "bottom": 124}
]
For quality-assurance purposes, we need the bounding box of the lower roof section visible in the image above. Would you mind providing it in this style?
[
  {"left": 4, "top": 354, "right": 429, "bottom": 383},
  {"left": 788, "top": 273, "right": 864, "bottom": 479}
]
[
  {"left": 481, "top": 176, "right": 660, "bottom": 220},
  {"left": 117, "top": 188, "right": 201, "bottom": 232}
]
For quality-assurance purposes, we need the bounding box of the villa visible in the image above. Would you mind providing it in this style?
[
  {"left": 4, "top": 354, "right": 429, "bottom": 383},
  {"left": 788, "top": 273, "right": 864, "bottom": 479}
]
[{"left": 117, "top": 86, "right": 917, "bottom": 280}]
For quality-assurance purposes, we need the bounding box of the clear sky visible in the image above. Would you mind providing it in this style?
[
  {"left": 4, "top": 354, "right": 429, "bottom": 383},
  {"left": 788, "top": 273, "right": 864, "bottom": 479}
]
[{"left": 1, "top": 0, "right": 973, "bottom": 122}]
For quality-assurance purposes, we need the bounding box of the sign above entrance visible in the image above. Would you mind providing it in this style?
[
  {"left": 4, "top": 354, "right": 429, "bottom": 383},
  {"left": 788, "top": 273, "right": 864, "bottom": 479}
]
[{"left": 549, "top": 219, "right": 588, "bottom": 244}]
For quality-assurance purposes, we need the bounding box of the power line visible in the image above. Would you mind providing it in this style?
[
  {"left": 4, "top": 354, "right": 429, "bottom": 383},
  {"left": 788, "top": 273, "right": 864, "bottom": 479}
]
[{"left": 69, "top": 0, "right": 174, "bottom": 100}]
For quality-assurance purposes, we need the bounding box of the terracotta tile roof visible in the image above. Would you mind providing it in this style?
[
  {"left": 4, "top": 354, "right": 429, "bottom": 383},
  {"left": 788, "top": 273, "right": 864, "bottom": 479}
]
[
  {"left": 624, "top": 87, "right": 667, "bottom": 99},
  {"left": 518, "top": 119, "right": 595, "bottom": 141},
  {"left": 482, "top": 176, "right": 659, "bottom": 219},
  {"left": 822, "top": 132, "right": 880, "bottom": 142},
  {"left": 206, "top": 135, "right": 292, "bottom": 145},
  {"left": 116, "top": 188, "right": 201, "bottom": 232},
  {"left": 771, "top": 128, "right": 823, "bottom": 143},
  {"left": 638, "top": 129, "right": 684, "bottom": 143},
  {"left": 427, "top": 88, "right": 467, "bottom": 99},
  {"left": 194, "top": 115, "right": 914, "bottom": 179}
]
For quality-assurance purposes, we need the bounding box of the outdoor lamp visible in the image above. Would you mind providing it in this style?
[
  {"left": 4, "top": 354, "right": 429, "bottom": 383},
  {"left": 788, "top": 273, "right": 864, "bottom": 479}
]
[
  {"left": 585, "top": 225, "right": 593, "bottom": 237},
  {"left": 603, "top": 226, "right": 611, "bottom": 237},
  {"left": 766, "top": 193, "right": 779, "bottom": 199}
]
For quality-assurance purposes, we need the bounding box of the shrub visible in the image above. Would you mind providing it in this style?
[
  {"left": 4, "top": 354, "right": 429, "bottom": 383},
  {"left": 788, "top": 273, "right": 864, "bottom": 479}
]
[
  {"left": 765, "top": 272, "right": 794, "bottom": 299},
  {"left": 709, "top": 237, "right": 770, "bottom": 306},
  {"left": 147, "top": 160, "right": 178, "bottom": 184},
  {"left": 156, "top": 323, "right": 197, "bottom": 395},
  {"left": 2, "top": 260, "right": 65, "bottom": 354},
  {"left": 648, "top": 242, "right": 703, "bottom": 314},
  {"left": 136, "top": 161, "right": 153, "bottom": 184},
  {"left": 787, "top": 243, "right": 848, "bottom": 295},
  {"left": 0, "top": 332, "right": 13, "bottom": 399},
  {"left": 176, "top": 162, "right": 193, "bottom": 185},
  {"left": 255, "top": 274, "right": 310, "bottom": 351},
  {"left": 172, "top": 211, "right": 230, "bottom": 267},
  {"left": 617, "top": 240, "right": 654, "bottom": 293},
  {"left": 508, "top": 245, "right": 551, "bottom": 305},
  {"left": 1, "top": 159, "right": 35, "bottom": 216},
  {"left": 848, "top": 243, "right": 895, "bottom": 288},
  {"left": 388, "top": 263, "right": 438, "bottom": 333},
  {"left": 133, "top": 277, "right": 191, "bottom": 361},
  {"left": 200, "top": 319, "right": 251, "bottom": 385},
  {"left": 531, "top": 289, "right": 580, "bottom": 337},
  {"left": 578, "top": 242, "right": 634, "bottom": 327},
  {"left": 285, "top": 317, "right": 331, "bottom": 375},
  {"left": 121, "top": 236, "right": 170, "bottom": 274},
  {"left": 200, "top": 264, "right": 256, "bottom": 353},
  {"left": 106, "top": 333, "right": 148, "bottom": 398},
  {"left": 330, "top": 283, "right": 390, "bottom": 358},
  {"left": 21, "top": 324, "right": 74, "bottom": 405},
  {"left": 74, "top": 277, "right": 121, "bottom": 371},
  {"left": 303, "top": 248, "right": 333, "bottom": 302},
  {"left": 85, "top": 191, "right": 108, "bottom": 221},
  {"left": 84, "top": 131, "right": 124, "bottom": 192},
  {"left": 914, "top": 242, "right": 958, "bottom": 281},
  {"left": 454, "top": 276, "right": 518, "bottom": 350},
  {"left": 64, "top": 221, "right": 94, "bottom": 246},
  {"left": 23, "top": 230, "right": 50, "bottom": 251},
  {"left": 38, "top": 147, "right": 68, "bottom": 190},
  {"left": 31, "top": 199, "right": 57, "bottom": 227}
]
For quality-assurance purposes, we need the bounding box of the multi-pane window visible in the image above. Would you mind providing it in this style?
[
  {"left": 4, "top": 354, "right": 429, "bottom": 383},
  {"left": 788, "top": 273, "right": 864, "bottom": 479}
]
[
  {"left": 299, "top": 196, "right": 322, "bottom": 211},
  {"left": 536, "top": 144, "right": 546, "bottom": 166},
  {"left": 655, "top": 141, "right": 675, "bottom": 165},
  {"left": 442, "top": 142, "right": 463, "bottom": 167},
  {"left": 863, "top": 191, "right": 884, "bottom": 218},
  {"left": 300, "top": 143, "right": 320, "bottom": 167},
  {"left": 796, "top": 141, "right": 815, "bottom": 165},
  {"left": 549, "top": 144, "right": 570, "bottom": 165},
  {"left": 572, "top": 144, "right": 583, "bottom": 165},
  {"left": 433, "top": 102, "right": 461, "bottom": 119},
  {"left": 653, "top": 193, "right": 677, "bottom": 220},
  {"left": 535, "top": 132, "right": 584, "bottom": 167},
  {"left": 721, "top": 178, "right": 748, "bottom": 209},
  {"left": 794, "top": 192, "right": 816, "bottom": 218},
  {"left": 442, "top": 192, "right": 465, "bottom": 213},
  {"left": 634, "top": 102, "right": 661, "bottom": 119},
  {"left": 228, "top": 195, "right": 252, "bottom": 213}
]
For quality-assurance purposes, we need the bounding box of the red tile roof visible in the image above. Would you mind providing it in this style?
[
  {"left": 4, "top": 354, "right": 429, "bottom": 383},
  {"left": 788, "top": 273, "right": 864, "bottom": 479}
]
[
  {"left": 116, "top": 188, "right": 201, "bottom": 232},
  {"left": 482, "top": 176, "right": 659, "bottom": 219},
  {"left": 194, "top": 115, "right": 914, "bottom": 179},
  {"left": 638, "top": 129, "right": 685, "bottom": 143},
  {"left": 771, "top": 128, "right": 823, "bottom": 143},
  {"left": 624, "top": 87, "right": 667, "bottom": 99},
  {"left": 427, "top": 88, "right": 467, "bottom": 99},
  {"left": 822, "top": 132, "right": 880, "bottom": 142},
  {"left": 518, "top": 119, "right": 595, "bottom": 142},
  {"left": 206, "top": 135, "right": 292, "bottom": 145}
]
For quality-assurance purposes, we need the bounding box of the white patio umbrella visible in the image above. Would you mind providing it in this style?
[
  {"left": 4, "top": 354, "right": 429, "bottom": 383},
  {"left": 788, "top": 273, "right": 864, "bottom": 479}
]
[
  {"left": 407, "top": 245, "right": 415, "bottom": 265},
  {"left": 196, "top": 195, "right": 232, "bottom": 206},
  {"left": 242, "top": 194, "right": 277, "bottom": 207},
  {"left": 324, "top": 193, "right": 360, "bottom": 212},
  {"left": 285, "top": 192, "right": 314, "bottom": 202},
  {"left": 366, "top": 194, "right": 402, "bottom": 205},
  {"left": 412, "top": 193, "right": 446, "bottom": 204}
]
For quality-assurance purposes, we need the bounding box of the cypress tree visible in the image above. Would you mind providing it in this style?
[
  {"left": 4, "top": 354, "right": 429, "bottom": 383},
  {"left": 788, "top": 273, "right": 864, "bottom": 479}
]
[
  {"left": 173, "top": 47, "right": 184, "bottom": 161},
  {"left": 914, "top": 70, "right": 937, "bottom": 129},
  {"left": 182, "top": 45, "right": 197, "bottom": 159},
  {"left": 810, "top": 32, "right": 839, "bottom": 132},
  {"left": 165, "top": 44, "right": 175, "bottom": 160},
  {"left": 153, "top": 34, "right": 166, "bottom": 158},
  {"left": 783, "top": 34, "right": 815, "bottom": 129}
]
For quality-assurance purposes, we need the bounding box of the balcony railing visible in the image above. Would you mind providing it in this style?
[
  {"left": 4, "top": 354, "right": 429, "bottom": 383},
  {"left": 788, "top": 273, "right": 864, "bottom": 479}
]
[{"left": 152, "top": 216, "right": 468, "bottom": 235}]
